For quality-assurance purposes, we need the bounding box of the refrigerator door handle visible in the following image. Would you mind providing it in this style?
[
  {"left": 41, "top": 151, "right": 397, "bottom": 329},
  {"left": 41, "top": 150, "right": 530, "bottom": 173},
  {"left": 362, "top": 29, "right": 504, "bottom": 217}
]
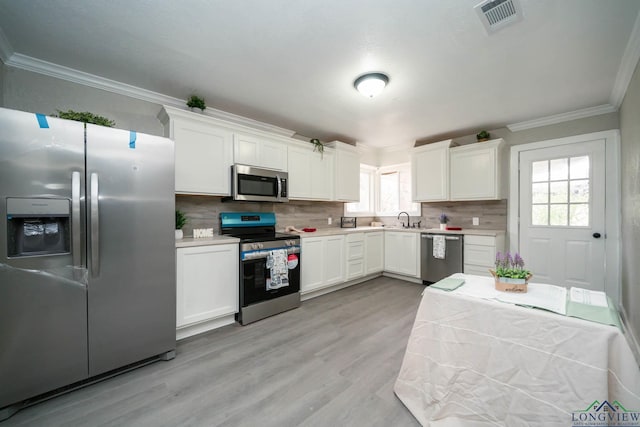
[
  {"left": 71, "top": 171, "right": 81, "bottom": 268},
  {"left": 90, "top": 172, "right": 100, "bottom": 277}
]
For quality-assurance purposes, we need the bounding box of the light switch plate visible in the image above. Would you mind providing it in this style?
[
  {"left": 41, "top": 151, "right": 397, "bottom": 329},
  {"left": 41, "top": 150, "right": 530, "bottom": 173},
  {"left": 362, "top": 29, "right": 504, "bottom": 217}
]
[{"left": 472, "top": 217, "right": 480, "bottom": 226}]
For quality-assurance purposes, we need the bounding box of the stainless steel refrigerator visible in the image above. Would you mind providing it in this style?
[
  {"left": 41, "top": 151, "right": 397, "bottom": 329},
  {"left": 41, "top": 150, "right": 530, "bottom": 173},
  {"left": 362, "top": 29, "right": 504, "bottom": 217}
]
[{"left": 0, "top": 107, "right": 176, "bottom": 417}]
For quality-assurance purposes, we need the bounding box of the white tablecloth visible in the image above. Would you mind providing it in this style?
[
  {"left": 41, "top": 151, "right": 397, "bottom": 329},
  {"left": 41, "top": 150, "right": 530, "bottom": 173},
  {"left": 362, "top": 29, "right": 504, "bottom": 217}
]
[{"left": 394, "top": 274, "right": 640, "bottom": 426}]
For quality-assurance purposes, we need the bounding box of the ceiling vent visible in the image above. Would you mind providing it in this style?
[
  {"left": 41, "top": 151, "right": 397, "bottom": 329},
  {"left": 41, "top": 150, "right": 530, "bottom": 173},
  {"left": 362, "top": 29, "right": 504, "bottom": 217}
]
[{"left": 474, "top": 0, "right": 523, "bottom": 34}]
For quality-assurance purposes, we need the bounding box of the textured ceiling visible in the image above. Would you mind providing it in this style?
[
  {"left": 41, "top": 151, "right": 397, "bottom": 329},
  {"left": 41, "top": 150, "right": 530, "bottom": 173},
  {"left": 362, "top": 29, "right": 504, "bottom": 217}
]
[{"left": 0, "top": 0, "right": 638, "bottom": 147}]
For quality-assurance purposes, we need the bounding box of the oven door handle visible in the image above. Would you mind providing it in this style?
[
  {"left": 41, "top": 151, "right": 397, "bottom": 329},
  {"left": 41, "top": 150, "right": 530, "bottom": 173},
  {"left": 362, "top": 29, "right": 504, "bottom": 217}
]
[{"left": 242, "top": 246, "right": 300, "bottom": 261}]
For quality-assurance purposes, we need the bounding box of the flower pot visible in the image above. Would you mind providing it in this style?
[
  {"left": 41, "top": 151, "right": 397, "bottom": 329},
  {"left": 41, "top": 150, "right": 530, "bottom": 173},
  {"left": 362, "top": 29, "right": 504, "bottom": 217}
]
[
  {"left": 175, "top": 229, "right": 184, "bottom": 240},
  {"left": 489, "top": 270, "right": 531, "bottom": 293},
  {"left": 439, "top": 223, "right": 446, "bottom": 230}
]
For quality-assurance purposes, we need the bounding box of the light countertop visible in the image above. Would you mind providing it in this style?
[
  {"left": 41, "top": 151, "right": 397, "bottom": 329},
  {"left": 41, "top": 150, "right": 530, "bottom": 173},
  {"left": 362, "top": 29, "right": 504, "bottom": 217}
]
[
  {"left": 176, "top": 235, "right": 240, "bottom": 248},
  {"left": 288, "top": 227, "right": 505, "bottom": 238},
  {"left": 175, "top": 227, "right": 506, "bottom": 246}
]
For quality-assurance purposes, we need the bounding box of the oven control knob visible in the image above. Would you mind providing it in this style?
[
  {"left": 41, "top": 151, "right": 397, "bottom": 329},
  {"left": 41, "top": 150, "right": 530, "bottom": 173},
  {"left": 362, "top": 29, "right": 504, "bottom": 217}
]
[
  {"left": 258, "top": 243, "right": 264, "bottom": 249},
  {"left": 251, "top": 243, "right": 259, "bottom": 250}
]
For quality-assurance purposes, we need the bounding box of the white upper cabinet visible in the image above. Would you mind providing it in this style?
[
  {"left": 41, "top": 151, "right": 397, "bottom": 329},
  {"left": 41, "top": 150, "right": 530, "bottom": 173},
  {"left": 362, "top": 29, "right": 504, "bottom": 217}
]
[
  {"left": 234, "top": 132, "right": 287, "bottom": 171},
  {"left": 159, "top": 106, "right": 233, "bottom": 196},
  {"left": 332, "top": 141, "right": 360, "bottom": 202},
  {"left": 450, "top": 138, "right": 506, "bottom": 200},
  {"left": 287, "top": 140, "right": 334, "bottom": 200},
  {"left": 412, "top": 139, "right": 452, "bottom": 202},
  {"left": 411, "top": 137, "right": 506, "bottom": 202}
]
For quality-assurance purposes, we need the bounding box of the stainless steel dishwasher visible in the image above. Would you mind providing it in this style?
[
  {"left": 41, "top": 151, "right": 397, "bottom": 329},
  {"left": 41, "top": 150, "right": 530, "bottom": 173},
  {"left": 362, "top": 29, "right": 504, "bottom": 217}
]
[{"left": 421, "top": 233, "right": 464, "bottom": 284}]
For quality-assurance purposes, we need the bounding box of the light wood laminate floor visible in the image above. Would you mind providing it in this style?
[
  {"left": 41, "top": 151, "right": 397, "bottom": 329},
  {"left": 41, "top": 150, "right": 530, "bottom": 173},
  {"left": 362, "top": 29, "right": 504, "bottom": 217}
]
[{"left": 4, "top": 277, "right": 424, "bottom": 427}]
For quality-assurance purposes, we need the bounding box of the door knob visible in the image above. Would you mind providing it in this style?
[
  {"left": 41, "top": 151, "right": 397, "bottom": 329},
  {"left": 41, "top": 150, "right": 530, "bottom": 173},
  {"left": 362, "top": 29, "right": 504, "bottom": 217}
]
[{"left": 593, "top": 232, "right": 601, "bottom": 238}]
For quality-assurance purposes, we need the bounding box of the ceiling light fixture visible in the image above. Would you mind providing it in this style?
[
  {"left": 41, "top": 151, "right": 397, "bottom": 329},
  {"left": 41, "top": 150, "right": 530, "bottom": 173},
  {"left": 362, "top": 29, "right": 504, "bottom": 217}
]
[{"left": 354, "top": 72, "right": 389, "bottom": 98}]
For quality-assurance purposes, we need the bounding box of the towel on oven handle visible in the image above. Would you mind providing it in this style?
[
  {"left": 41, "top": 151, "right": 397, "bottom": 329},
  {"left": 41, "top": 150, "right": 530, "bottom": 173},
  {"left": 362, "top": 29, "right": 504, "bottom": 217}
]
[{"left": 266, "top": 249, "right": 289, "bottom": 290}]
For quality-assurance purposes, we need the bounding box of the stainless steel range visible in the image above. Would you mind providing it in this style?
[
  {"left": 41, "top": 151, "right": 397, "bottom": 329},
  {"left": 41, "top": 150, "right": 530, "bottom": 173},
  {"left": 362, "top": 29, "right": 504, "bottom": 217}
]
[{"left": 220, "top": 212, "right": 300, "bottom": 325}]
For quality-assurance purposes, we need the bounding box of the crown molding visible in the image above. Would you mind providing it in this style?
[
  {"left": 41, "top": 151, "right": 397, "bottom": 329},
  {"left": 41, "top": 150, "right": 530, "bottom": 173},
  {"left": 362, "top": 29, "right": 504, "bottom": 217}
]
[
  {"left": 4, "top": 52, "right": 295, "bottom": 137},
  {"left": 610, "top": 10, "right": 640, "bottom": 108},
  {"left": 506, "top": 104, "right": 617, "bottom": 132},
  {"left": 0, "top": 26, "right": 13, "bottom": 62}
]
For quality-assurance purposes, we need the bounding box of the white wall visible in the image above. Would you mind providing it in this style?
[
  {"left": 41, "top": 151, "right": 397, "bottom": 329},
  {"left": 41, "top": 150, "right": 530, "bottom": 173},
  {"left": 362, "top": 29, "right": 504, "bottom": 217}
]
[
  {"left": 0, "top": 60, "right": 6, "bottom": 106},
  {"left": 1, "top": 66, "right": 163, "bottom": 135},
  {"left": 620, "top": 58, "right": 640, "bottom": 363},
  {"left": 358, "top": 143, "right": 413, "bottom": 167},
  {"left": 415, "top": 113, "right": 620, "bottom": 149}
]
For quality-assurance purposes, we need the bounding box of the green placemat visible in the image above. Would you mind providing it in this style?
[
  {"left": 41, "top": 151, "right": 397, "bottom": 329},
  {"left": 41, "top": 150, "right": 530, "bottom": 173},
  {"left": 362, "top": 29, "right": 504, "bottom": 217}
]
[
  {"left": 566, "top": 296, "right": 621, "bottom": 328},
  {"left": 430, "top": 277, "right": 465, "bottom": 291}
]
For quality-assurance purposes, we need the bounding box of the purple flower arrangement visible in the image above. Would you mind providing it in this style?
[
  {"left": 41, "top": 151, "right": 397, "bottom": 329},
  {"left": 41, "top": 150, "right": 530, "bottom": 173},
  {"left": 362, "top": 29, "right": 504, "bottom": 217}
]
[
  {"left": 438, "top": 213, "right": 449, "bottom": 224},
  {"left": 494, "top": 251, "right": 531, "bottom": 279}
]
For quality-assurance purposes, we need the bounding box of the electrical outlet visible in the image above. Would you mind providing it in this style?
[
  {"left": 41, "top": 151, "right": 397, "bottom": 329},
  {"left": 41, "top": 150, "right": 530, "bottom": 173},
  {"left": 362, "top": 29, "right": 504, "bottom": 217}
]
[
  {"left": 328, "top": 217, "right": 332, "bottom": 225},
  {"left": 472, "top": 217, "right": 480, "bottom": 226}
]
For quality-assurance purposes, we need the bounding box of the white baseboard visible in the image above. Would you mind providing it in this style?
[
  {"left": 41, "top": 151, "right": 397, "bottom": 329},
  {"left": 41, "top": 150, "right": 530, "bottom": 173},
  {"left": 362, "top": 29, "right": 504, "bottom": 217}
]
[
  {"left": 618, "top": 304, "right": 640, "bottom": 368},
  {"left": 176, "top": 314, "right": 236, "bottom": 341},
  {"left": 301, "top": 273, "right": 383, "bottom": 301},
  {"left": 382, "top": 272, "right": 423, "bottom": 284}
]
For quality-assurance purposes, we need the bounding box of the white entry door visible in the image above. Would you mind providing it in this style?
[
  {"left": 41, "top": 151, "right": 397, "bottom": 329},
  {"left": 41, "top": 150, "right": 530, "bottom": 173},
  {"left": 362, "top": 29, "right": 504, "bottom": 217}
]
[{"left": 518, "top": 138, "right": 606, "bottom": 291}]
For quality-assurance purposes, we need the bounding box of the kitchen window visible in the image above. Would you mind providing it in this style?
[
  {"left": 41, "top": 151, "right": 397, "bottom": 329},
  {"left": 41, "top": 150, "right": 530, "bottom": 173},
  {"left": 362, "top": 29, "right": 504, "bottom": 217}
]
[{"left": 345, "top": 163, "right": 421, "bottom": 217}]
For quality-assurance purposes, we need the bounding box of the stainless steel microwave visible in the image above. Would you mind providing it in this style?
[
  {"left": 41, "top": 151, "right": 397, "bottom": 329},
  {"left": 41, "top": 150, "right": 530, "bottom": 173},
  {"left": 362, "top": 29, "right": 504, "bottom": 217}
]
[{"left": 231, "top": 164, "right": 288, "bottom": 202}]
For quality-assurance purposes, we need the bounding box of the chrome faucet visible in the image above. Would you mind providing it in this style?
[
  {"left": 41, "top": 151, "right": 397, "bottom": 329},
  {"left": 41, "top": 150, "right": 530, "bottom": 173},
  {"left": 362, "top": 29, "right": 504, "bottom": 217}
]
[{"left": 397, "top": 211, "right": 410, "bottom": 229}]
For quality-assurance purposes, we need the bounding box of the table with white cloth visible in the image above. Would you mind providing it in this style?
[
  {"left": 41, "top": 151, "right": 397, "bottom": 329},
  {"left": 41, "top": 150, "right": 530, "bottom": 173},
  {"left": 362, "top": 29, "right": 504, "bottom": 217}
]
[{"left": 394, "top": 274, "right": 640, "bottom": 427}]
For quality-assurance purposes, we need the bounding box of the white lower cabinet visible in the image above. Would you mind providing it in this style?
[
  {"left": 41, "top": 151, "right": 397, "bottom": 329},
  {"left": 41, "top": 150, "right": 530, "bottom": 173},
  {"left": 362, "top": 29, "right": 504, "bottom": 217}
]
[
  {"left": 346, "top": 233, "right": 365, "bottom": 281},
  {"left": 384, "top": 231, "right": 420, "bottom": 277},
  {"left": 365, "top": 232, "right": 384, "bottom": 275},
  {"left": 176, "top": 244, "right": 239, "bottom": 339},
  {"left": 324, "top": 235, "right": 346, "bottom": 285},
  {"left": 301, "top": 235, "right": 345, "bottom": 294},
  {"left": 463, "top": 234, "right": 505, "bottom": 277}
]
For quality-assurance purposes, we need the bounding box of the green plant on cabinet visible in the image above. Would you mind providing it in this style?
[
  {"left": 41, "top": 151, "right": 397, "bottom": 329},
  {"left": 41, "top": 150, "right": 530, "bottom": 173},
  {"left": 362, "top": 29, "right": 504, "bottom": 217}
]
[
  {"left": 54, "top": 109, "right": 115, "bottom": 127},
  {"left": 186, "top": 95, "right": 206, "bottom": 111}
]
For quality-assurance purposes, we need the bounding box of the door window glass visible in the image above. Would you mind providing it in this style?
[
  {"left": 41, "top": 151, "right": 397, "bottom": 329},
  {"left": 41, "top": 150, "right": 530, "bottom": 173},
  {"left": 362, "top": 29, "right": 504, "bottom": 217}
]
[{"left": 531, "top": 156, "right": 590, "bottom": 227}]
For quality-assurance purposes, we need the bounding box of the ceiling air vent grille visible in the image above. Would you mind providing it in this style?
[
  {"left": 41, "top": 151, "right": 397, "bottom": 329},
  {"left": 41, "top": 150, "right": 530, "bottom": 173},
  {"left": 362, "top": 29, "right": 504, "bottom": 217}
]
[{"left": 475, "top": 0, "right": 523, "bottom": 34}]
